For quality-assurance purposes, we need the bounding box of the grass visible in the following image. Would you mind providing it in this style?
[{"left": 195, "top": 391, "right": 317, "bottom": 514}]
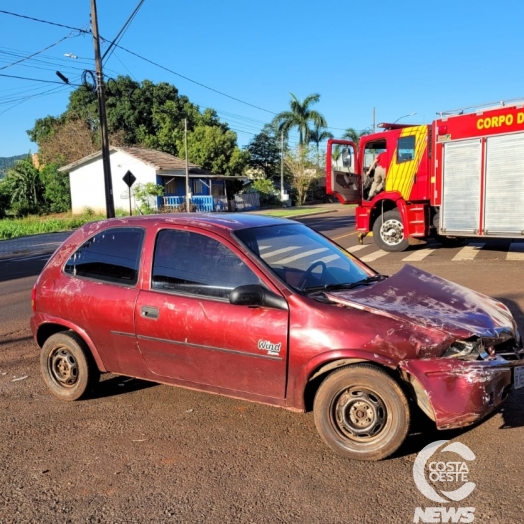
[
  {"left": 0, "top": 204, "right": 344, "bottom": 241},
  {"left": 0, "top": 211, "right": 108, "bottom": 240}
]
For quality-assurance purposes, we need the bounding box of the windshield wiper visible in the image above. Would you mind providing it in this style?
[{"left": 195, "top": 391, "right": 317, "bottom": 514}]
[{"left": 305, "top": 274, "right": 388, "bottom": 293}]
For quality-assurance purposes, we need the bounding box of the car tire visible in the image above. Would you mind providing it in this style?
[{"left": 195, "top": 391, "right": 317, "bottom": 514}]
[
  {"left": 40, "top": 332, "right": 100, "bottom": 401},
  {"left": 313, "top": 364, "right": 410, "bottom": 461},
  {"left": 372, "top": 209, "right": 410, "bottom": 252}
]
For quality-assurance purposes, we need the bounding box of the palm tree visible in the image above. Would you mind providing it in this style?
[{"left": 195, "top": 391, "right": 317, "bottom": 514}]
[
  {"left": 342, "top": 127, "right": 372, "bottom": 153},
  {"left": 272, "top": 93, "right": 327, "bottom": 147},
  {"left": 333, "top": 126, "right": 373, "bottom": 163},
  {"left": 7, "top": 158, "right": 45, "bottom": 215},
  {"left": 309, "top": 124, "right": 333, "bottom": 169}
]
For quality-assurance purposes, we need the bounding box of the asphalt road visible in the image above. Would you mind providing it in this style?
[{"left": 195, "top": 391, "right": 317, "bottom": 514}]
[{"left": 1, "top": 209, "right": 523, "bottom": 524}]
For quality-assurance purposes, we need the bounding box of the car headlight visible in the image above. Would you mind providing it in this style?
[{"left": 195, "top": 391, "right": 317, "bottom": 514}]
[{"left": 442, "top": 339, "right": 484, "bottom": 361}]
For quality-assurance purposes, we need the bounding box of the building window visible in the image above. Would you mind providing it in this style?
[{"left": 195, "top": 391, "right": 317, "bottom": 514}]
[{"left": 193, "top": 179, "right": 204, "bottom": 195}]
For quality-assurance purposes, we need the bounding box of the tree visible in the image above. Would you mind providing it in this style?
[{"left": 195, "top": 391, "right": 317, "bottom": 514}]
[
  {"left": 332, "top": 127, "right": 373, "bottom": 165},
  {"left": 342, "top": 127, "right": 372, "bottom": 153},
  {"left": 272, "top": 93, "right": 327, "bottom": 146},
  {"left": 309, "top": 124, "right": 333, "bottom": 169},
  {"left": 284, "top": 145, "right": 317, "bottom": 206},
  {"left": 250, "top": 178, "right": 279, "bottom": 206},
  {"left": 40, "top": 163, "right": 71, "bottom": 213},
  {"left": 179, "top": 125, "right": 249, "bottom": 176},
  {"left": 4, "top": 158, "right": 45, "bottom": 216},
  {"left": 28, "top": 76, "right": 246, "bottom": 180},
  {"left": 39, "top": 118, "right": 97, "bottom": 166},
  {"left": 133, "top": 182, "right": 164, "bottom": 214},
  {"left": 245, "top": 125, "right": 281, "bottom": 179}
]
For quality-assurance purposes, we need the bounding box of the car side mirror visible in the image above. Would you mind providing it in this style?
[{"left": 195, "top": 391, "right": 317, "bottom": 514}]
[{"left": 229, "top": 284, "right": 288, "bottom": 310}]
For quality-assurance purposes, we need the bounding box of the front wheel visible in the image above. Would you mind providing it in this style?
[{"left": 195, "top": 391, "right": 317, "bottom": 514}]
[
  {"left": 372, "top": 209, "right": 410, "bottom": 252},
  {"left": 40, "top": 332, "right": 100, "bottom": 401},
  {"left": 313, "top": 364, "right": 410, "bottom": 461}
]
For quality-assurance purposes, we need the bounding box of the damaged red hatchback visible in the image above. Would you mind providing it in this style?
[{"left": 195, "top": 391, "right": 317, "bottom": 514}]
[{"left": 30, "top": 214, "right": 524, "bottom": 460}]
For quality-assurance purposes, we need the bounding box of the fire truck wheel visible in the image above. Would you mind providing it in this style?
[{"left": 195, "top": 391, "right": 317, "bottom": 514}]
[{"left": 372, "top": 210, "right": 410, "bottom": 252}]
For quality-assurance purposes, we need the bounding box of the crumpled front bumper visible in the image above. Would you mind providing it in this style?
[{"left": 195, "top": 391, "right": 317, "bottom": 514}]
[{"left": 400, "top": 357, "right": 524, "bottom": 429}]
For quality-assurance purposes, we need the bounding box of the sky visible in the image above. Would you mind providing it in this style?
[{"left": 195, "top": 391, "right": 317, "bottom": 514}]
[{"left": 1, "top": 0, "right": 524, "bottom": 157}]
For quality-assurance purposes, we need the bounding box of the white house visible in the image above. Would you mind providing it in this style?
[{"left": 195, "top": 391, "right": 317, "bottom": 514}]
[{"left": 59, "top": 147, "right": 255, "bottom": 214}]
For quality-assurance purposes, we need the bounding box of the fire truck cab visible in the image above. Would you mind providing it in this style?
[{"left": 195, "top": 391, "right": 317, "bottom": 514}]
[{"left": 327, "top": 101, "right": 524, "bottom": 251}]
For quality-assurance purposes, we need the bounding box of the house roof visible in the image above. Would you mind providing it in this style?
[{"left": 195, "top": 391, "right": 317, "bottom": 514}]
[{"left": 58, "top": 147, "right": 208, "bottom": 174}]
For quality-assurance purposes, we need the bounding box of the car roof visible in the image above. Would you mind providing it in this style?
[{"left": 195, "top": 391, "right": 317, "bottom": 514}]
[{"left": 79, "top": 213, "right": 294, "bottom": 234}]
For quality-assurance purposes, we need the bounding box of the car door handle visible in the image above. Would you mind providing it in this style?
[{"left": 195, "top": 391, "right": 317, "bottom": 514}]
[{"left": 141, "top": 306, "right": 159, "bottom": 320}]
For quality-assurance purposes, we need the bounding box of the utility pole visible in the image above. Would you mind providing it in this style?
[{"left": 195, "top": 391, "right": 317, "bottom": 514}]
[
  {"left": 372, "top": 107, "right": 376, "bottom": 132},
  {"left": 185, "top": 118, "right": 190, "bottom": 212},
  {"left": 280, "top": 131, "right": 285, "bottom": 204},
  {"left": 91, "top": 0, "right": 115, "bottom": 218}
]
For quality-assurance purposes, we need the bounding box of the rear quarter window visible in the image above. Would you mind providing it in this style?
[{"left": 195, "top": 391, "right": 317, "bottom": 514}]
[{"left": 64, "top": 227, "right": 144, "bottom": 285}]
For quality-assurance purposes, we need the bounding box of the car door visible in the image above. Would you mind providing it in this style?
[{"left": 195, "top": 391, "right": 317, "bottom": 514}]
[{"left": 134, "top": 227, "right": 289, "bottom": 399}]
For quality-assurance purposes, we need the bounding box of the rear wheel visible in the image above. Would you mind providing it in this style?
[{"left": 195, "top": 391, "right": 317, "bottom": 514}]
[
  {"left": 40, "top": 332, "right": 100, "bottom": 401},
  {"left": 372, "top": 209, "right": 410, "bottom": 252},
  {"left": 313, "top": 364, "right": 410, "bottom": 461}
]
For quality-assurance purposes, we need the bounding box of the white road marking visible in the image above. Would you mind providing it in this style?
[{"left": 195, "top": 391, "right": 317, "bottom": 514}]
[
  {"left": 318, "top": 254, "right": 339, "bottom": 264},
  {"left": 360, "top": 250, "right": 389, "bottom": 262},
  {"left": 347, "top": 244, "right": 369, "bottom": 253},
  {"left": 402, "top": 249, "right": 435, "bottom": 262},
  {"left": 276, "top": 248, "right": 329, "bottom": 264},
  {"left": 452, "top": 243, "right": 485, "bottom": 261},
  {"left": 261, "top": 246, "right": 300, "bottom": 258},
  {"left": 507, "top": 242, "right": 524, "bottom": 261}
]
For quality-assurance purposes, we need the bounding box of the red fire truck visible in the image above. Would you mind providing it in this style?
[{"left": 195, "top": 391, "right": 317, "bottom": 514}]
[{"left": 326, "top": 101, "right": 524, "bottom": 251}]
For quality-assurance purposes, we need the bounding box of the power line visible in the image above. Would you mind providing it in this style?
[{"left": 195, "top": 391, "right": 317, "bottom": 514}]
[
  {"left": 0, "top": 82, "right": 73, "bottom": 117},
  {"left": 105, "top": 39, "right": 277, "bottom": 116},
  {"left": 0, "top": 32, "right": 80, "bottom": 71},
  {"left": 102, "top": 0, "right": 145, "bottom": 64},
  {"left": 0, "top": 9, "right": 89, "bottom": 33},
  {"left": 0, "top": 72, "right": 81, "bottom": 86}
]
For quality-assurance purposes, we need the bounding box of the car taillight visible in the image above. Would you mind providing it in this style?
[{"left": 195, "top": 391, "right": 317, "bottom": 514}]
[{"left": 31, "top": 284, "right": 37, "bottom": 312}]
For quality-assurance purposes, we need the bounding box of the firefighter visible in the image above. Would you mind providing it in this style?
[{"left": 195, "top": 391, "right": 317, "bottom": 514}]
[{"left": 366, "top": 151, "right": 387, "bottom": 200}]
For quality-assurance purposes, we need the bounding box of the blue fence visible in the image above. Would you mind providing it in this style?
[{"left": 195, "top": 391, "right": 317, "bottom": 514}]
[{"left": 162, "top": 195, "right": 214, "bottom": 212}]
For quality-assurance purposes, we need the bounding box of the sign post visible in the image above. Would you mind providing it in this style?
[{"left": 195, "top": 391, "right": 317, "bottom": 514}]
[{"left": 122, "top": 170, "right": 136, "bottom": 215}]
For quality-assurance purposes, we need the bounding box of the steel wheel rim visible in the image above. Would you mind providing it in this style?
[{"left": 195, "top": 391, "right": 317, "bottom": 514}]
[
  {"left": 380, "top": 219, "right": 404, "bottom": 246},
  {"left": 48, "top": 348, "right": 79, "bottom": 388},
  {"left": 332, "top": 387, "right": 387, "bottom": 440}
]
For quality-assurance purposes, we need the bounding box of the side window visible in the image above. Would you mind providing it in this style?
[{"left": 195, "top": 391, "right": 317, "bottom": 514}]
[
  {"left": 151, "top": 229, "right": 260, "bottom": 299},
  {"left": 397, "top": 136, "right": 415, "bottom": 163},
  {"left": 64, "top": 227, "right": 144, "bottom": 285}
]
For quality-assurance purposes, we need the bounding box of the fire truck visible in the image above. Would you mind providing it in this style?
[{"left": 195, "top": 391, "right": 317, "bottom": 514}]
[{"left": 326, "top": 100, "right": 524, "bottom": 251}]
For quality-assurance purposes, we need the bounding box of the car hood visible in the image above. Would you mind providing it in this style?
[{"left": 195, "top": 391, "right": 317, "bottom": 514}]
[{"left": 326, "top": 265, "right": 516, "bottom": 344}]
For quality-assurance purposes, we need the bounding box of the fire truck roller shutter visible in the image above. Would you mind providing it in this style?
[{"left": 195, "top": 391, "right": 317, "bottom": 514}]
[
  {"left": 483, "top": 132, "right": 524, "bottom": 235},
  {"left": 441, "top": 139, "right": 482, "bottom": 234}
]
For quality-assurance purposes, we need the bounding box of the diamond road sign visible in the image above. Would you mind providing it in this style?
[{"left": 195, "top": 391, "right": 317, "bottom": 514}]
[{"left": 123, "top": 170, "right": 136, "bottom": 188}]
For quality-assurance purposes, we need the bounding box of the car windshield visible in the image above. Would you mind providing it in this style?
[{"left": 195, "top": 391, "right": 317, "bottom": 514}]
[{"left": 234, "top": 223, "right": 373, "bottom": 292}]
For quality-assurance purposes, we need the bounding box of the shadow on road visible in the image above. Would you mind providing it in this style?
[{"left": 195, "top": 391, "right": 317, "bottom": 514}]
[{"left": 86, "top": 375, "right": 157, "bottom": 400}]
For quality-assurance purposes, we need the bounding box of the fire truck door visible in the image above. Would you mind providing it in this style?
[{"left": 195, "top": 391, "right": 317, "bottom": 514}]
[{"left": 328, "top": 140, "right": 360, "bottom": 204}]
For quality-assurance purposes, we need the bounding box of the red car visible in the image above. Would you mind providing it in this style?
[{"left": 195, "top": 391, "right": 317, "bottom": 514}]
[{"left": 30, "top": 214, "right": 524, "bottom": 460}]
